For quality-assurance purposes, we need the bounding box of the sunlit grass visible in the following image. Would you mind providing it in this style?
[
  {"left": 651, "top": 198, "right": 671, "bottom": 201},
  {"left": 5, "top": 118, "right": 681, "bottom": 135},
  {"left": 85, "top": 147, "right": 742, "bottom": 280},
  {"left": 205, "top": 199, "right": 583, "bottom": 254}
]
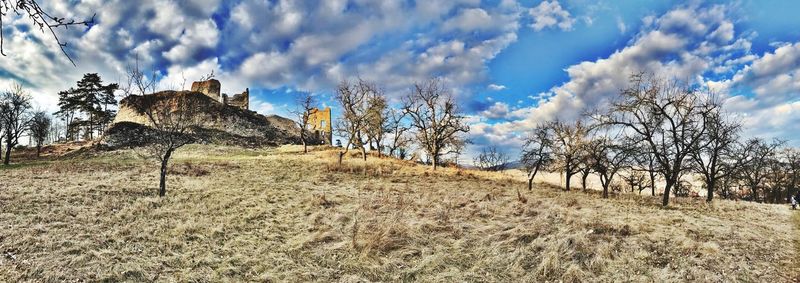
[{"left": 0, "top": 144, "right": 797, "bottom": 281}]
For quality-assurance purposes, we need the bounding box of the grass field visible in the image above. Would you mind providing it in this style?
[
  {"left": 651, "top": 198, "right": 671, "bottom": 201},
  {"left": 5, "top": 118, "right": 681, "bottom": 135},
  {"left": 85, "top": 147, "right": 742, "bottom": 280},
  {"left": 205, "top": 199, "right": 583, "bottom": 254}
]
[{"left": 0, "top": 144, "right": 798, "bottom": 282}]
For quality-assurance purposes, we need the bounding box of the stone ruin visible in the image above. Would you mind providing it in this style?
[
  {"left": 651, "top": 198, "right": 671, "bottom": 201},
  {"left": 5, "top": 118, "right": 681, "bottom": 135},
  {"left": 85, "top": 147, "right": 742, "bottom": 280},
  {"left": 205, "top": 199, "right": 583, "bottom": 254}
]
[{"left": 190, "top": 79, "right": 249, "bottom": 111}]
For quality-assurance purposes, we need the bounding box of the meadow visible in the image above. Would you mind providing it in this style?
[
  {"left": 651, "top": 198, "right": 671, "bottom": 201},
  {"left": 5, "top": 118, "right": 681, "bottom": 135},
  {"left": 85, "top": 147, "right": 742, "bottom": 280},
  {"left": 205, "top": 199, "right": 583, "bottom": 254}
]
[{"left": 0, "top": 145, "right": 797, "bottom": 282}]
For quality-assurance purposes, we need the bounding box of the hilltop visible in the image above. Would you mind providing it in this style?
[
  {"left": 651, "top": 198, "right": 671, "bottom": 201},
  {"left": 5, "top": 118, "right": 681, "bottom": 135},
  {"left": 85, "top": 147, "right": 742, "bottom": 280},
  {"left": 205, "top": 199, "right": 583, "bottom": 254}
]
[
  {"left": 104, "top": 91, "right": 305, "bottom": 148},
  {"left": 0, "top": 145, "right": 797, "bottom": 281}
]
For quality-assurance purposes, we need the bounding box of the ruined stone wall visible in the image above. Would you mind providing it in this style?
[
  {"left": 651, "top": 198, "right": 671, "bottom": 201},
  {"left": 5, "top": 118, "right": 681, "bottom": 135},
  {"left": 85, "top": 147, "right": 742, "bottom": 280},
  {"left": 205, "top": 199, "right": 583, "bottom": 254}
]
[
  {"left": 190, "top": 79, "right": 222, "bottom": 102},
  {"left": 307, "top": 107, "right": 332, "bottom": 145},
  {"left": 227, "top": 88, "right": 249, "bottom": 110}
]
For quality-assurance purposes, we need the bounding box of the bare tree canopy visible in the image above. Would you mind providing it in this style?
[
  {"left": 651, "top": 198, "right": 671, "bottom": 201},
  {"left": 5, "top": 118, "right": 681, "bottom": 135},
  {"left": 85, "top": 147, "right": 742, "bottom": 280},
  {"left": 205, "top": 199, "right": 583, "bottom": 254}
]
[
  {"left": 521, "top": 125, "right": 554, "bottom": 190},
  {"left": 385, "top": 108, "right": 412, "bottom": 159},
  {"left": 291, "top": 92, "right": 316, "bottom": 153},
  {"left": 364, "top": 90, "right": 388, "bottom": 157},
  {"left": 595, "top": 73, "right": 717, "bottom": 206},
  {"left": 334, "top": 78, "right": 378, "bottom": 164},
  {"left": 29, "top": 110, "right": 51, "bottom": 156},
  {"left": 690, "top": 105, "right": 743, "bottom": 202},
  {"left": 0, "top": 0, "right": 94, "bottom": 65},
  {"left": 0, "top": 83, "right": 32, "bottom": 165},
  {"left": 402, "top": 78, "right": 469, "bottom": 170},
  {"left": 473, "top": 145, "right": 509, "bottom": 171},
  {"left": 548, "top": 119, "right": 588, "bottom": 191},
  {"left": 121, "top": 55, "right": 158, "bottom": 97},
  {"left": 738, "top": 138, "right": 784, "bottom": 203},
  {"left": 587, "top": 135, "right": 633, "bottom": 198}
]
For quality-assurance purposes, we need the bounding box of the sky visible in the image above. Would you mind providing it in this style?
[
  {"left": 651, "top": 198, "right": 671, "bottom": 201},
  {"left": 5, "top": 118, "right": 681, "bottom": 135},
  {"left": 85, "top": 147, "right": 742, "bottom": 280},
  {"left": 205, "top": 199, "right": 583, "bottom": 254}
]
[{"left": 1, "top": 0, "right": 799, "bottom": 162}]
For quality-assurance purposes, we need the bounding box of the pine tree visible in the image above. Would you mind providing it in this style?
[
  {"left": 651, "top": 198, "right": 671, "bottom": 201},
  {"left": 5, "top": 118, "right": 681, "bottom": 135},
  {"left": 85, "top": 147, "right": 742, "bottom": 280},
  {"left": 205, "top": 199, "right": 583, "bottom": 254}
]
[{"left": 55, "top": 73, "right": 118, "bottom": 140}]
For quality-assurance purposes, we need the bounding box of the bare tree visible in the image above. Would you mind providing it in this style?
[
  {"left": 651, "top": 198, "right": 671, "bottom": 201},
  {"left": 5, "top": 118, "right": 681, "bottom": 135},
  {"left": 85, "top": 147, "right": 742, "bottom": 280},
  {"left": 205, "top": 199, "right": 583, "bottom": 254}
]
[
  {"left": 0, "top": 0, "right": 94, "bottom": 65},
  {"left": 385, "top": 108, "right": 411, "bottom": 158},
  {"left": 291, "top": 92, "right": 316, "bottom": 153},
  {"left": 549, "top": 119, "right": 588, "bottom": 191},
  {"left": 364, "top": 88, "right": 388, "bottom": 157},
  {"left": 29, "top": 110, "right": 51, "bottom": 157},
  {"left": 587, "top": 137, "right": 633, "bottom": 198},
  {"left": 473, "top": 145, "right": 509, "bottom": 171},
  {"left": 0, "top": 83, "right": 32, "bottom": 165},
  {"left": 596, "top": 73, "right": 716, "bottom": 206},
  {"left": 402, "top": 78, "right": 469, "bottom": 170},
  {"left": 690, "top": 107, "right": 742, "bottom": 202},
  {"left": 521, "top": 125, "right": 554, "bottom": 190},
  {"left": 778, "top": 148, "right": 800, "bottom": 203},
  {"left": 142, "top": 94, "right": 201, "bottom": 197},
  {"left": 334, "top": 79, "right": 373, "bottom": 164},
  {"left": 738, "top": 138, "right": 783, "bottom": 203}
]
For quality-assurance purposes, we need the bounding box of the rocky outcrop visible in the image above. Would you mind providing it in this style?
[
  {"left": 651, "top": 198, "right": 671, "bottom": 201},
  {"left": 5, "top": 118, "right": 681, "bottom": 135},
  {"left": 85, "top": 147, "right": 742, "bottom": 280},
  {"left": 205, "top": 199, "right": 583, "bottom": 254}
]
[{"left": 105, "top": 91, "right": 310, "bottom": 148}]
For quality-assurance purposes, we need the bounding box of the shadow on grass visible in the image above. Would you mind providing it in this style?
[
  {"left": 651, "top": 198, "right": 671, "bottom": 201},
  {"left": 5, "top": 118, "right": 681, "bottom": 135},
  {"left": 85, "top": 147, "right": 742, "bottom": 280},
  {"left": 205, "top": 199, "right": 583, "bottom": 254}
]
[{"left": 0, "top": 161, "right": 48, "bottom": 171}]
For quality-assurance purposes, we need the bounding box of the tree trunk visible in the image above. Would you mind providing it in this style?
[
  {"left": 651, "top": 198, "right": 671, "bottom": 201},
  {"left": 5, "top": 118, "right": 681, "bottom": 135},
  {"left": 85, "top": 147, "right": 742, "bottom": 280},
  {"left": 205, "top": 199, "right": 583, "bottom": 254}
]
[
  {"left": 432, "top": 156, "right": 438, "bottom": 170},
  {"left": 360, "top": 147, "right": 367, "bottom": 161},
  {"left": 662, "top": 179, "right": 674, "bottom": 206},
  {"left": 159, "top": 149, "right": 173, "bottom": 197},
  {"left": 565, "top": 172, "right": 573, "bottom": 191},
  {"left": 751, "top": 185, "right": 759, "bottom": 202},
  {"left": 338, "top": 151, "right": 345, "bottom": 166},
  {"left": 706, "top": 178, "right": 716, "bottom": 202},
  {"left": 581, "top": 171, "right": 589, "bottom": 191},
  {"left": 300, "top": 129, "right": 308, "bottom": 153},
  {"left": 649, "top": 172, "right": 656, "bottom": 196},
  {"left": 602, "top": 184, "right": 609, "bottom": 198},
  {"left": 36, "top": 145, "right": 41, "bottom": 157},
  {"left": 3, "top": 141, "right": 11, "bottom": 165},
  {"left": 528, "top": 176, "right": 534, "bottom": 191}
]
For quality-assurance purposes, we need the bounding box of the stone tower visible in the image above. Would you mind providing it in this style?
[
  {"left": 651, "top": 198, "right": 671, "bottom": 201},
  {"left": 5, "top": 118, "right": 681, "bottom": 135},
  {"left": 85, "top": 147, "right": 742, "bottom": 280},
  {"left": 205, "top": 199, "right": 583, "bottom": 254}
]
[
  {"left": 190, "top": 79, "right": 222, "bottom": 102},
  {"left": 307, "top": 107, "right": 332, "bottom": 145}
]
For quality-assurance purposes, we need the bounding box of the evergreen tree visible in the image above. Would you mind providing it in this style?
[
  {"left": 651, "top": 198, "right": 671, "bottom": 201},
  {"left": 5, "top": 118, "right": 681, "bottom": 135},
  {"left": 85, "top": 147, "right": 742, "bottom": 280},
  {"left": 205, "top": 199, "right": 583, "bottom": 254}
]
[{"left": 55, "top": 73, "right": 118, "bottom": 140}]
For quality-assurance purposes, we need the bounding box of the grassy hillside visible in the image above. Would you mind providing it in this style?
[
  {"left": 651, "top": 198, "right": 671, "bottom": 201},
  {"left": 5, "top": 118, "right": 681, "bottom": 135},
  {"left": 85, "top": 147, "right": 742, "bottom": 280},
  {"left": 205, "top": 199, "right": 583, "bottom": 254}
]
[{"left": 0, "top": 145, "right": 798, "bottom": 282}]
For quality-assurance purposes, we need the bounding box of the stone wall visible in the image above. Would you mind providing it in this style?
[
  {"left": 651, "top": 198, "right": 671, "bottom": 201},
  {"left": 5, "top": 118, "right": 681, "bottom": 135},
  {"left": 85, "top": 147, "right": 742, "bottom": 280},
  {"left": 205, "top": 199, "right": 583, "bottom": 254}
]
[
  {"left": 226, "top": 88, "right": 249, "bottom": 110},
  {"left": 190, "top": 79, "right": 222, "bottom": 102}
]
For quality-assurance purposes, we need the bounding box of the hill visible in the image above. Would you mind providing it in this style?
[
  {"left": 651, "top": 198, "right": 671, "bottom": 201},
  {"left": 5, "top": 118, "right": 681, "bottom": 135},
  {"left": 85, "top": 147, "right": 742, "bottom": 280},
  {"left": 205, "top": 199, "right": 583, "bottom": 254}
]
[
  {"left": 104, "top": 91, "right": 306, "bottom": 148},
  {"left": 0, "top": 145, "right": 798, "bottom": 281}
]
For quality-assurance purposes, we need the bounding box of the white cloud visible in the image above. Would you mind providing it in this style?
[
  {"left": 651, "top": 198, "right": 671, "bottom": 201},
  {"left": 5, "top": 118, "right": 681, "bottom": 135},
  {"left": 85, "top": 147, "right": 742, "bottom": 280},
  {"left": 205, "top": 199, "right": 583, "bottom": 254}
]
[
  {"left": 481, "top": 102, "right": 511, "bottom": 119},
  {"left": 529, "top": 1, "right": 575, "bottom": 31},
  {"left": 443, "top": 8, "right": 493, "bottom": 32},
  {"left": 616, "top": 16, "right": 627, "bottom": 34},
  {"left": 250, "top": 99, "right": 278, "bottom": 116},
  {"left": 488, "top": 84, "right": 507, "bottom": 91}
]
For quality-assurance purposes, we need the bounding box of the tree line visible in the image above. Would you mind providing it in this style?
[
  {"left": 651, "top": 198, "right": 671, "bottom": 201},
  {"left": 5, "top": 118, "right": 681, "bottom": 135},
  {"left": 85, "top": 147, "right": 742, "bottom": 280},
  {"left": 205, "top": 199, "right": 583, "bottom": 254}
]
[
  {"left": 298, "top": 74, "right": 798, "bottom": 207},
  {"left": 516, "top": 73, "right": 797, "bottom": 206},
  {"left": 0, "top": 73, "right": 118, "bottom": 165}
]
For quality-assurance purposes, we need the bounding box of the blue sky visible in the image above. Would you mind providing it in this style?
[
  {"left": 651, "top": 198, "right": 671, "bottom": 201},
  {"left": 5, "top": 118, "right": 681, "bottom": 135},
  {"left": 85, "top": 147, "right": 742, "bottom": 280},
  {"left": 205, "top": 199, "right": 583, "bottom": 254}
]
[{"left": 2, "top": 0, "right": 800, "bottom": 161}]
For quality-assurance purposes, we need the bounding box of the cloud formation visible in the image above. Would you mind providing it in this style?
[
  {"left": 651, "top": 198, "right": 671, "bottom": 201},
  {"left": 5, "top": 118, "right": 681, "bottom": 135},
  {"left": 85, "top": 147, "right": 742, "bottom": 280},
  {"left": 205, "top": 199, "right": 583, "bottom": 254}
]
[
  {"left": 468, "top": 3, "right": 799, "bottom": 151},
  {"left": 529, "top": 0, "right": 575, "bottom": 31}
]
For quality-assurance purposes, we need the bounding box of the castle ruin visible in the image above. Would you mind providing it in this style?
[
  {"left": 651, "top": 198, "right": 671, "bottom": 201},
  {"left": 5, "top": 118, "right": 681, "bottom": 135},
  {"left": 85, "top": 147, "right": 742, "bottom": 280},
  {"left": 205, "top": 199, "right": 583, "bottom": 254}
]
[
  {"left": 190, "top": 79, "right": 249, "bottom": 111},
  {"left": 307, "top": 107, "right": 332, "bottom": 145}
]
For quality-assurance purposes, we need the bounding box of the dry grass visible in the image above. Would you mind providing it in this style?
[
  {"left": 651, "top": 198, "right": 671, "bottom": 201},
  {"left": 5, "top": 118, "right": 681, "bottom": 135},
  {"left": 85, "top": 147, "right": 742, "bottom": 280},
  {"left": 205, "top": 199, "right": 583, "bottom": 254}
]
[{"left": 0, "top": 144, "right": 798, "bottom": 282}]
